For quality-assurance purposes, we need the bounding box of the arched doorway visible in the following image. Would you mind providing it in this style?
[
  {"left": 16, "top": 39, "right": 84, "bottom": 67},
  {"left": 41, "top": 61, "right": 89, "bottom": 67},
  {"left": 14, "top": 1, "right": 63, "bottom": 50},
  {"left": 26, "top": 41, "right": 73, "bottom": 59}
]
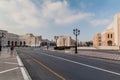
[
  {"left": 15, "top": 41, "right": 17, "bottom": 47},
  {"left": 8, "top": 41, "right": 10, "bottom": 47},
  {"left": 11, "top": 41, "right": 14, "bottom": 45},
  {"left": 23, "top": 41, "right": 26, "bottom": 46},
  {"left": 20, "top": 41, "right": 22, "bottom": 46},
  {"left": 107, "top": 40, "right": 112, "bottom": 46}
]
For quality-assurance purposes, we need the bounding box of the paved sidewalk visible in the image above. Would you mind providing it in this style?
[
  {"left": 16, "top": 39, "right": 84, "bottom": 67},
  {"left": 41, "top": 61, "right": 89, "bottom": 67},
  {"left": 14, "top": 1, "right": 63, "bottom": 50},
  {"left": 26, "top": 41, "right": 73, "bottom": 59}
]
[
  {"left": 0, "top": 48, "right": 30, "bottom": 80},
  {"left": 49, "top": 48, "right": 120, "bottom": 60},
  {"left": 64, "top": 50, "right": 120, "bottom": 60}
]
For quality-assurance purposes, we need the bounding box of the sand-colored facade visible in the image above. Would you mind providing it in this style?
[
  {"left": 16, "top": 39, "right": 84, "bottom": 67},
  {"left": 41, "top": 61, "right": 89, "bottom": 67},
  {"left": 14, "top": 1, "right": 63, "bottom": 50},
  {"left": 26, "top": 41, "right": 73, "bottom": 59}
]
[
  {"left": 93, "top": 33, "right": 101, "bottom": 47},
  {"left": 93, "top": 13, "right": 120, "bottom": 48},
  {"left": 56, "top": 36, "right": 75, "bottom": 47},
  {"left": 0, "top": 30, "right": 42, "bottom": 47}
]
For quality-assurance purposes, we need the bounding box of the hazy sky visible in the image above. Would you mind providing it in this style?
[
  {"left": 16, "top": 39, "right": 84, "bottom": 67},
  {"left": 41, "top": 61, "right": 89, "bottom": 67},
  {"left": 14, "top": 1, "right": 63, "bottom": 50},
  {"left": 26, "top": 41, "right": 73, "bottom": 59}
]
[{"left": 0, "top": 0, "right": 120, "bottom": 41}]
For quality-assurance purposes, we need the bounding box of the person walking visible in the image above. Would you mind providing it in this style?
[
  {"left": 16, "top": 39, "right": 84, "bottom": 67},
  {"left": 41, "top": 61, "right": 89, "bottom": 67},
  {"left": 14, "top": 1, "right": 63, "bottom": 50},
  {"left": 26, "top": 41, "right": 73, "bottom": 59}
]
[{"left": 10, "top": 44, "right": 14, "bottom": 56}]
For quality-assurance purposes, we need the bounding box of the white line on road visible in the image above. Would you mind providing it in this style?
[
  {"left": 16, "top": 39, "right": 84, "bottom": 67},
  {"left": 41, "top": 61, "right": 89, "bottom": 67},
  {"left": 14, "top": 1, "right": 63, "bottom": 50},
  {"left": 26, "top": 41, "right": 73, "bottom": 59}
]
[
  {"left": 0, "top": 67, "right": 19, "bottom": 74},
  {"left": 41, "top": 53, "right": 120, "bottom": 76},
  {"left": 17, "top": 55, "right": 32, "bottom": 80},
  {"left": 4, "top": 62, "right": 18, "bottom": 65}
]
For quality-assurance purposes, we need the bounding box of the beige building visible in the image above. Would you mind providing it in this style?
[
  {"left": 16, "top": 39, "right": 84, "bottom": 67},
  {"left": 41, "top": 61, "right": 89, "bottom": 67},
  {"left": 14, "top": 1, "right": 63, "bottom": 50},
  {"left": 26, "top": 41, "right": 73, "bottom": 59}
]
[
  {"left": 56, "top": 36, "right": 75, "bottom": 47},
  {"left": 93, "top": 13, "right": 120, "bottom": 48},
  {"left": 0, "top": 30, "right": 42, "bottom": 47},
  {"left": 93, "top": 33, "right": 101, "bottom": 47},
  {"left": 19, "top": 33, "right": 42, "bottom": 46}
]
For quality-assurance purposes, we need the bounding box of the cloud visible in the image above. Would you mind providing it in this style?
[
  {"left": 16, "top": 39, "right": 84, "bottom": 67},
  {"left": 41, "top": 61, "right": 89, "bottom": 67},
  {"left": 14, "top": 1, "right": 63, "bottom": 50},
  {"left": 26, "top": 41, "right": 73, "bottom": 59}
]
[
  {"left": 0, "top": 0, "right": 94, "bottom": 34},
  {"left": 42, "top": 0, "right": 94, "bottom": 24},
  {"left": 90, "top": 19, "right": 111, "bottom": 27},
  {"left": 0, "top": 0, "right": 43, "bottom": 28}
]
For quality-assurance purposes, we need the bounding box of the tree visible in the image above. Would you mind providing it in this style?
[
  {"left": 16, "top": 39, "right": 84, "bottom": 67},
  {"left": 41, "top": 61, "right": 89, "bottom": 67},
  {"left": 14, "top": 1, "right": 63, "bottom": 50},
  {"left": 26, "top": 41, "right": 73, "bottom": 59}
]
[{"left": 85, "top": 41, "right": 93, "bottom": 46}]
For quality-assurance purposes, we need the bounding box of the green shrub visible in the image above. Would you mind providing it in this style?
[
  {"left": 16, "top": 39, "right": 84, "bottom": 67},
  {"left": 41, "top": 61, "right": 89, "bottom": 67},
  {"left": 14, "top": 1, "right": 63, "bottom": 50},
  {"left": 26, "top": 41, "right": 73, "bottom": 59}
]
[
  {"left": 54, "top": 46, "right": 65, "bottom": 50},
  {"left": 65, "top": 46, "right": 71, "bottom": 49},
  {"left": 54, "top": 46, "right": 71, "bottom": 50}
]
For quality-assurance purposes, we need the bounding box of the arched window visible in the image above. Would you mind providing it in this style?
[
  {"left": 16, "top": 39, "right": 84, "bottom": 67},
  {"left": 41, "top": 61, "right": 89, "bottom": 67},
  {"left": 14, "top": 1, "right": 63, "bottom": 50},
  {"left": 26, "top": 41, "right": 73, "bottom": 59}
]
[
  {"left": 108, "top": 34, "right": 109, "bottom": 38},
  {"left": 107, "top": 40, "right": 112, "bottom": 46},
  {"left": 111, "top": 34, "right": 112, "bottom": 38}
]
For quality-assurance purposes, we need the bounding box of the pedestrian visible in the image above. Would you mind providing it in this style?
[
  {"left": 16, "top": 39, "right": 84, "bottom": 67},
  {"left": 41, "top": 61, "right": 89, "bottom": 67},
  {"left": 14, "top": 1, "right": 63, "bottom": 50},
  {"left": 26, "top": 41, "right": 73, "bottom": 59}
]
[
  {"left": 47, "top": 44, "right": 49, "bottom": 50},
  {"left": 10, "top": 44, "right": 14, "bottom": 56}
]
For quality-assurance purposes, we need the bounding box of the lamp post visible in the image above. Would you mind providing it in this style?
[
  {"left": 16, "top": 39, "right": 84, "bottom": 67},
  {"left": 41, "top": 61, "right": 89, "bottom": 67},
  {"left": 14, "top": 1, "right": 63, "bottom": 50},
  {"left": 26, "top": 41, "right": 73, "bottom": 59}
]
[
  {"left": 54, "top": 36, "right": 58, "bottom": 47},
  {"left": 0, "top": 32, "right": 5, "bottom": 52},
  {"left": 73, "top": 28, "right": 80, "bottom": 53}
]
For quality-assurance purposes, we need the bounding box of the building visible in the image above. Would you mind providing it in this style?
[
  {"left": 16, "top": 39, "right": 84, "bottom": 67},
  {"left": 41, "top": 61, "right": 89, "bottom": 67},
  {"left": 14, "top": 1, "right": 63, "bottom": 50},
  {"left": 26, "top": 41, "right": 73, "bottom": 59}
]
[
  {"left": 0, "top": 30, "right": 42, "bottom": 47},
  {"left": 93, "top": 33, "right": 101, "bottom": 47},
  {"left": 0, "top": 30, "right": 8, "bottom": 46},
  {"left": 93, "top": 13, "right": 120, "bottom": 48},
  {"left": 19, "top": 33, "right": 42, "bottom": 47},
  {"left": 56, "top": 35, "right": 75, "bottom": 47}
]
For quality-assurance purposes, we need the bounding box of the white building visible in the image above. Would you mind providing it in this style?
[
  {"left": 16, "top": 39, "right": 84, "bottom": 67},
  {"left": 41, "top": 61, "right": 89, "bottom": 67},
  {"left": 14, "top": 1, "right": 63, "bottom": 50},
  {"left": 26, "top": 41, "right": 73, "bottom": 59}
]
[
  {"left": 56, "top": 36, "right": 75, "bottom": 47},
  {"left": 0, "top": 29, "right": 42, "bottom": 47},
  {"left": 19, "top": 33, "right": 42, "bottom": 47}
]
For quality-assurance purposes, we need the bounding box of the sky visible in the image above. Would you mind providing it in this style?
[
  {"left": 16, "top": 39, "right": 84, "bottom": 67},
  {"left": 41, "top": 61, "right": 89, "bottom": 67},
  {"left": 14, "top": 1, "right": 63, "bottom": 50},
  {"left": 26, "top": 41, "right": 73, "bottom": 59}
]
[{"left": 0, "top": 0, "right": 120, "bottom": 41}]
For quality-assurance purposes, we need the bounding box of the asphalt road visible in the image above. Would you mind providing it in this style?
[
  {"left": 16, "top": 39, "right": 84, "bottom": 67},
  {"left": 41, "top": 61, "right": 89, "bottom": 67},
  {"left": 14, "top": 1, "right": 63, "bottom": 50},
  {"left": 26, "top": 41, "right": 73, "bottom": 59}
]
[{"left": 16, "top": 48, "right": 120, "bottom": 80}]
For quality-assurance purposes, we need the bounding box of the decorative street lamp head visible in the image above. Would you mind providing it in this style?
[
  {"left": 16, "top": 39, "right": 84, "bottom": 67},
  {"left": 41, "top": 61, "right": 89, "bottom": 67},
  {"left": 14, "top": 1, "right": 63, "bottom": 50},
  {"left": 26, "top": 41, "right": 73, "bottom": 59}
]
[
  {"left": 73, "top": 28, "right": 80, "bottom": 36},
  {"left": 73, "top": 29, "right": 76, "bottom": 35},
  {"left": 54, "top": 36, "right": 58, "bottom": 40},
  {"left": 78, "top": 30, "right": 80, "bottom": 35}
]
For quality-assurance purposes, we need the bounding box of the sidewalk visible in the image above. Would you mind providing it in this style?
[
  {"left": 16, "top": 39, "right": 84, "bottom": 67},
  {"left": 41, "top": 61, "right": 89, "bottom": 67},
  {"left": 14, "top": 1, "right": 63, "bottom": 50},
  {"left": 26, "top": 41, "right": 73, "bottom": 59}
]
[
  {"left": 0, "top": 48, "right": 31, "bottom": 80},
  {"left": 64, "top": 49, "right": 120, "bottom": 60},
  {"left": 48, "top": 48, "right": 120, "bottom": 60}
]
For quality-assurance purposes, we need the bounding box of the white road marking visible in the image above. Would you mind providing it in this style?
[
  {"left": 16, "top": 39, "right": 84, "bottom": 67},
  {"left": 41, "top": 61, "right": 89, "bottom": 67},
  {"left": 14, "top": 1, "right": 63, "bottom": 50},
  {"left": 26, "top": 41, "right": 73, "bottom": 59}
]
[
  {"left": 4, "top": 62, "right": 18, "bottom": 65},
  {"left": 0, "top": 57, "right": 16, "bottom": 60},
  {"left": 41, "top": 53, "right": 120, "bottom": 76},
  {"left": 0, "top": 67, "right": 19, "bottom": 74},
  {"left": 17, "top": 55, "right": 32, "bottom": 80}
]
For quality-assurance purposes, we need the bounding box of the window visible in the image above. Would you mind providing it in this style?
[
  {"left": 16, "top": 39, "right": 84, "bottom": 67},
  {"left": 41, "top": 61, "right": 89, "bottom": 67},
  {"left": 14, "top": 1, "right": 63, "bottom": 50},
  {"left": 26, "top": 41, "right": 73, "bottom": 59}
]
[
  {"left": 111, "top": 34, "right": 112, "bottom": 38},
  {"left": 99, "top": 40, "right": 101, "bottom": 42},
  {"left": 108, "top": 34, "right": 109, "bottom": 38},
  {"left": 99, "top": 43, "right": 101, "bottom": 46},
  {"left": 98, "top": 37, "right": 101, "bottom": 39}
]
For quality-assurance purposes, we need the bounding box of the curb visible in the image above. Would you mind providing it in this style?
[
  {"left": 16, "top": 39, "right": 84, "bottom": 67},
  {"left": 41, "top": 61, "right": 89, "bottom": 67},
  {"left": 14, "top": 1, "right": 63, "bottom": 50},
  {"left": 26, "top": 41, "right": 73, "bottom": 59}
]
[
  {"left": 49, "top": 49, "right": 120, "bottom": 61},
  {"left": 16, "top": 50, "right": 32, "bottom": 80}
]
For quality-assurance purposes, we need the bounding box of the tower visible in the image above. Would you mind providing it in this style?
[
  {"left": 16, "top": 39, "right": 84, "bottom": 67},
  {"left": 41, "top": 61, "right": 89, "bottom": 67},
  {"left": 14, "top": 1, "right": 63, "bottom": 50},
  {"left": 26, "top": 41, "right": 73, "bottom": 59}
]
[{"left": 114, "top": 13, "right": 120, "bottom": 46}]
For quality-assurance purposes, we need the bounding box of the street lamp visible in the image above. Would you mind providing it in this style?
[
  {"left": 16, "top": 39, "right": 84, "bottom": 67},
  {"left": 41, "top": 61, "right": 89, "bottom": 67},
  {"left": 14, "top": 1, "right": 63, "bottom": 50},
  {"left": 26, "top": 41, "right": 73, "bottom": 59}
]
[
  {"left": 73, "top": 28, "right": 80, "bottom": 53},
  {"left": 54, "top": 36, "right": 58, "bottom": 47},
  {"left": 0, "top": 32, "right": 5, "bottom": 52}
]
